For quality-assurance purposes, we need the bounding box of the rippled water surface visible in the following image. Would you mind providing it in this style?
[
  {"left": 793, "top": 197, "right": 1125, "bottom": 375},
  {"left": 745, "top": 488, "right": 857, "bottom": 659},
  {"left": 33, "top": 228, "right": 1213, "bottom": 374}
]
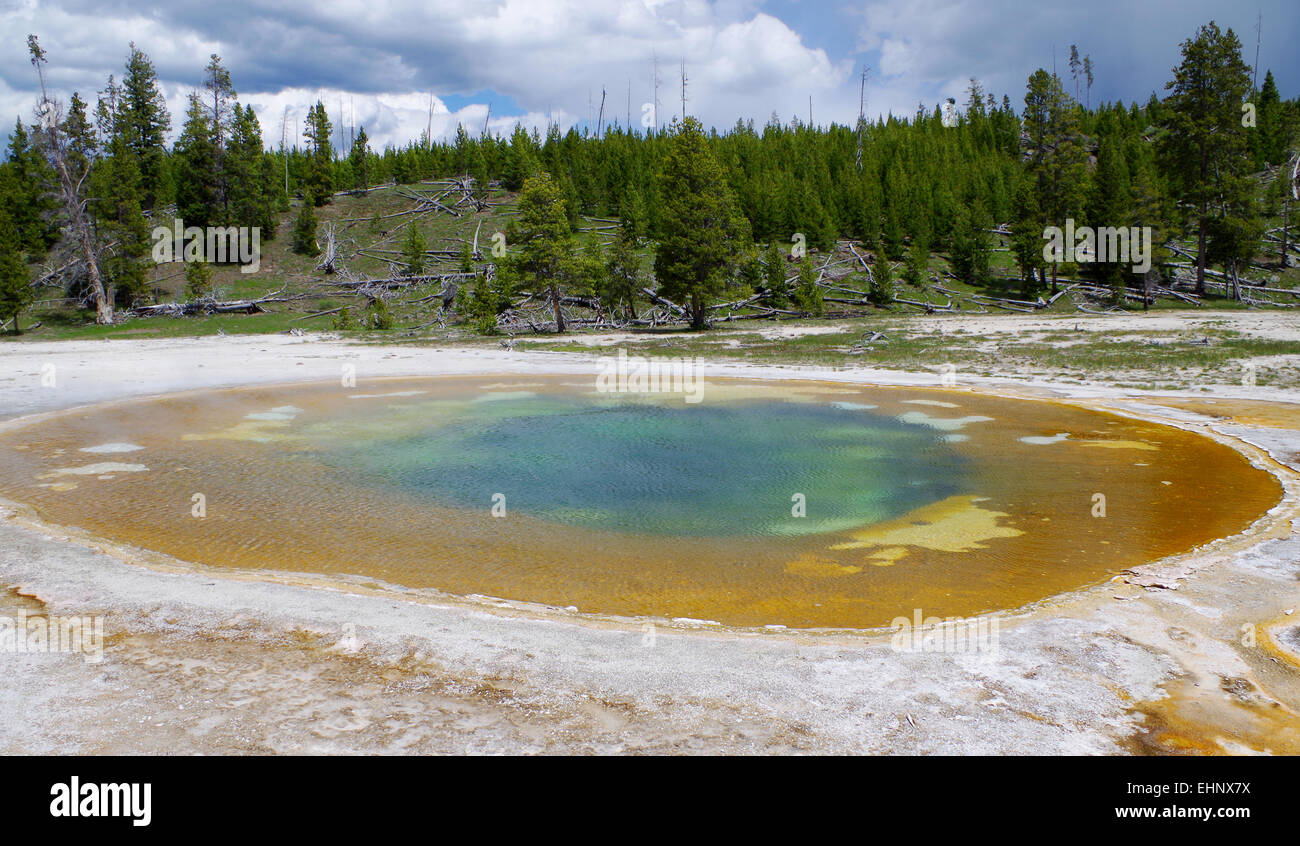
[
  {"left": 323, "top": 397, "right": 965, "bottom": 537},
  {"left": 0, "top": 375, "right": 1280, "bottom": 628}
]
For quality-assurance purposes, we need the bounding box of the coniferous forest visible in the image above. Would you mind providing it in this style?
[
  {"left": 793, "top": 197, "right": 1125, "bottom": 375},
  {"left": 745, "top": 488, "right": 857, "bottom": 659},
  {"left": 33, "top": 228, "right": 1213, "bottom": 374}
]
[{"left": 1, "top": 21, "right": 1297, "bottom": 335}]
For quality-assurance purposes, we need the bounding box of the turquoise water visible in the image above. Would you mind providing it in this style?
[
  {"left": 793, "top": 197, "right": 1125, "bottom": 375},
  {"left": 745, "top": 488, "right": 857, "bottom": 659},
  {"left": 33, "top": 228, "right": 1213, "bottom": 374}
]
[{"left": 320, "top": 396, "right": 967, "bottom": 537}]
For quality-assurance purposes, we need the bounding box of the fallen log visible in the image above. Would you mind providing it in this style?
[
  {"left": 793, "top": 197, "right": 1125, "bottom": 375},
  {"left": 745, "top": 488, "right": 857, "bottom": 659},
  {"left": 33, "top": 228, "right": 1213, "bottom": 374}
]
[
  {"left": 334, "top": 271, "right": 472, "bottom": 286},
  {"left": 894, "top": 295, "right": 956, "bottom": 312},
  {"left": 131, "top": 298, "right": 269, "bottom": 317},
  {"left": 332, "top": 182, "right": 397, "bottom": 198},
  {"left": 292, "top": 306, "right": 345, "bottom": 322},
  {"left": 641, "top": 287, "right": 689, "bottom": 317}
]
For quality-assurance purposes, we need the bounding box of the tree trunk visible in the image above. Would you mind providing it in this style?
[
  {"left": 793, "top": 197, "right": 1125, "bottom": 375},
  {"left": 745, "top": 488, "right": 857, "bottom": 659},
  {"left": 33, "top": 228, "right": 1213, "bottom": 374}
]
[
  {"left": 549, "top": 283, "right": 566, "bottom": 333},
  {"left": 1283, "top": 192, "right": 1291, "bottom": 267},
  {"left": 690, "top": 296, "right": 707, "bottom": 330},
  {"left": 50, "top": 141, "right": 112, "bottom": 324},
  {"left": 76, "top": 208, "right": 112, "bottom": 324},
  {"left": 1195, "top": 209, "right": 1208, "bottom": 296}
]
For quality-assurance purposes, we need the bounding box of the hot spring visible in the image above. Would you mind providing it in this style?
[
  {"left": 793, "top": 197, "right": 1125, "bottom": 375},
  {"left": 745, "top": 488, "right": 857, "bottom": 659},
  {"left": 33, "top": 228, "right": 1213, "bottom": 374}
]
[{"left": 0, "top": 375, "right": 1280, "bottom": 629}]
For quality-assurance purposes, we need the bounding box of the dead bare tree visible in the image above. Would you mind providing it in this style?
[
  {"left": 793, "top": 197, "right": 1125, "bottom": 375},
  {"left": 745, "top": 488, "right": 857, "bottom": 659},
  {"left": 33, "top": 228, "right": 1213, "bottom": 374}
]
[
  {"left": 317, "top": 222, "right": 338, "bottom": 274},
  {"left": 1283, "top": 152, "right": 1299, "bottom": 266},
  {"left": 27, "top": 35, "right": 113, "bottom": 324}
]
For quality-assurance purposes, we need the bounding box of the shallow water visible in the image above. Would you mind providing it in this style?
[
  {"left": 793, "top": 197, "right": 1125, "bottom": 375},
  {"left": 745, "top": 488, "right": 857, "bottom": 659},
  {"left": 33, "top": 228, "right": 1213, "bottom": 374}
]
[
  {"left": 326, "top": 396, "right": 963, "bottom": 537},
  {"left": 0, "top": 375, "right": 1281, "bottom": 628}
]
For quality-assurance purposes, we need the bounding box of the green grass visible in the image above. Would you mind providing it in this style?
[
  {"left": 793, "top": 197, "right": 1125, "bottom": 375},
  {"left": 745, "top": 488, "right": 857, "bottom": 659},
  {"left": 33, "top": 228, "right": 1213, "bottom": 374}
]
[{"left": 5, "top": 308, "right": 303, "bottom": 341}]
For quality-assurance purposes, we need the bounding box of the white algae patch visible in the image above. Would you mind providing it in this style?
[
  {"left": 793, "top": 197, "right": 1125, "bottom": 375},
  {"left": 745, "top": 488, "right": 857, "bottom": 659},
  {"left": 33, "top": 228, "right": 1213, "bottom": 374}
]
[
  {"left": 830, "top": 401, "right": 878, "bottom": 410},
  {"left": 41, "top": 462, "right": 147, "bottom": 477},
  {"left": 240, "top": 405, "right": 305, "bottom": 423},
  {"left": 902, "top": 399, "right": 961, "bottom": 408},
  {"left": 897, "top": 411, "right": 994, "bottom": 431},
  {"left": 79, "top": 442, "right": 144, "bottom": 454},
  {"left": 1021, "top": 432, "right": 1071, "bottom": 445},
  {"left": 471, "top": 391, "right": 536, "bottom": 403}
]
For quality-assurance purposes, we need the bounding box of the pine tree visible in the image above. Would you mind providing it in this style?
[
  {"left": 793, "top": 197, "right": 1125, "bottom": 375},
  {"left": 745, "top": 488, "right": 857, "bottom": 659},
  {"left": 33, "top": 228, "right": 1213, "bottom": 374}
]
[
  {"left": 617, "top": 187, "right": 647, "bottom": 241},
  {"left": 291, "top": 202, "right": 319, "bottom": 256},
  {"left": 802, "top": 187, "right": 836, "bottom": 252},
  {"left": 201, "top": 54, "right": 237, "bottom": 149},
  {"left": 794, "top": 254, "right": 824, "bottom": 314},
  {"left": 556, "top": 170, "right": 581, "bottom": 230},
  {"left": 738, "top": 248, "right": 763, "bottom": 299},
  {"left": 1158, "top": 21, "right": 1254, "bottom": 294},
  {"left": 174, "top": 94, "right": 220, "bottom": 229},
  {"left": 1128, "top": 141, "right": 1173, "bottom": 281},
  {"left": 262, "top": 152, "right": 288, "bottom": 223},
  {"left": 1, "top": 120, "right": 58, "bottom": 255},
  {"left": 92, "top": 78, "right": 117, "bottom": 152},
  {"left": 903, "top": 237, "right": 929, "bottom": 287},
  {"left": 1010, "top": 176, "right": 1046, "bottom": 296},
  {"left": 63, "top": 92, "right": 96, "bottom": 173},
  {"left": 452, "top": 125, "right": 475, "bottom": 174},
  {"left": 500, "top": 171, "right": 583, "bottom": 332},
  {"left": 184, "top": 257, "right": 213, "bottom": 301},
  {"left": 120, "top": 44, "right": 170, "bottom": 208},
  {"left": 1205, "top": 203, "right": 1263, "bottom": 300},
  {"left": 1068, "top": 45, "right": 1082, "bottom": 102},
  {"left": 91, "top": 124, "right": 152, "bottom": 306},
  {"left": 762, "top": 240, "right": 789, "bottom": 307},
  {"left": 502, "top": 124, "right": 537, "bottom": 191},
  {"left": 0, "top": 208, "right": 34, "bottom": 333},
  {"left": 1087, "top": 137, "right": 1134, "bottom": 290},
  {"left": 869, "top": 251, "right": 894, "bottom": 305},
  {"left": 366, "top": 296, "right": 394, "bottom": 329},
  {"left": 1256, "top": 70, "right": 1285, "bottom": 168},
  {"left": 455, "top": 273, "right": 510, "bottom": 335},
  {"left": 1024, "top": 69, "right": 1088, "bottom": 293},
  {"left": 653, "top": 117, "right": 750, "bottom": 329},
  {"left": 226, "top": 104, "right": 274, "bottom": 232},
  {"left": 303, "top": 101, "right": 334, "bottom": 205},
  {"left": 332, "top": 307, "right": 357, "bottom": 330},
  {"left": 400, "top": 221, "right": 426, "bottom": 276},
  {"left": 602, "top": 229, "right": 643, "bottom": 318},
  {"left": 348, "top": 127, "right": 371, "bottom": 192},
  {"left": 1084, "top": 56, "right": 1095, "bottom": 109},
  {"left": 950, "top": 203, "right": 991, "bottom": 286}
]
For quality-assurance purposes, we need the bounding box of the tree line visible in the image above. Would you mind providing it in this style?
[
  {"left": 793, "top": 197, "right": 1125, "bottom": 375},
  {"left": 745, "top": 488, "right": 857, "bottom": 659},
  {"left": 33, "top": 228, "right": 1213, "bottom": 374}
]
[{"left": 0, "top": 20, "right": 1296, "bottom": 332}]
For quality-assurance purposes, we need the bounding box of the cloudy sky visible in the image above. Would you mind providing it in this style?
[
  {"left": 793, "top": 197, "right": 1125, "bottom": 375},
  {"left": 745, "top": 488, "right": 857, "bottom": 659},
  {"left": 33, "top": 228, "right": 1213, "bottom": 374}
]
[{"left": 1, "top": 0, "right": 1295, "bottom": 151}]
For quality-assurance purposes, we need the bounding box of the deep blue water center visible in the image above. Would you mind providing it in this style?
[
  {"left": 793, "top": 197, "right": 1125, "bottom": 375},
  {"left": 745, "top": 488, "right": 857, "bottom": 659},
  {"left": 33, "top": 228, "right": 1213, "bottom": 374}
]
[{"left": 331, "top": 397, "right": 967, "bottom": 537}]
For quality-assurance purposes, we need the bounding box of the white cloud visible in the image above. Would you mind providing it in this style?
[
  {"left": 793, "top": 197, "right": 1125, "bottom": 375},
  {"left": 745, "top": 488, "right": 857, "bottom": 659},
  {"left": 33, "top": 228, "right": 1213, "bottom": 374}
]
[
  {"left": 856, "top": 0, "right": 1298, "bottom": 118},
  {"left": 1, "top": 0, "right": 1295, "bottom": 151},
  {"left": 0, "top": 0, "right": 853, "bottom": 148}
]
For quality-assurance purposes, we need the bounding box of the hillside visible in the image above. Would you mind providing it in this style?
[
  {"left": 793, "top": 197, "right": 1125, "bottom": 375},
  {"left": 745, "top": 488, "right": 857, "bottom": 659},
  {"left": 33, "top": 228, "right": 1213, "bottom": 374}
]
[{"left": 7, "top": 158, "right": 1298, "bottom": 347}]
